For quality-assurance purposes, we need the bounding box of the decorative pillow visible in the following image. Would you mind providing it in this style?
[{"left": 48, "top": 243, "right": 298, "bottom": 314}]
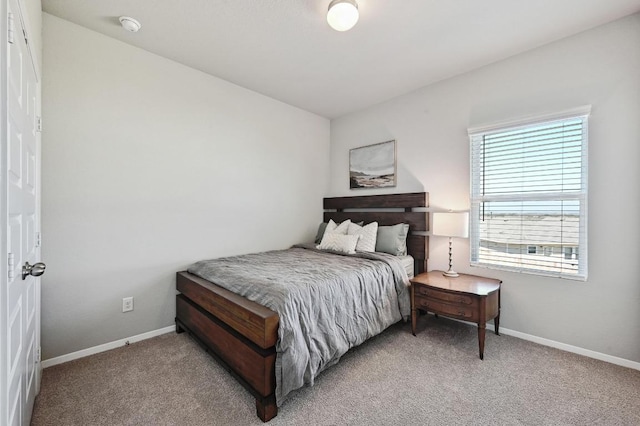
[
  {"left": 316, "top": 219, "right": 364, "bottom": 244},
  {"left": 317, "top": 233, "right": 360, "bottom": 254},
  {"left": 347, "top": 221, "right": 378, "bottom": 252},
  {"left": 375, "top": 223, "right": 410, "bottom": 256},
  {"left": 325, "top": 219, "right": 350, "bottom": 235},
  {"left": 319, "top": 219, "right": 351, "bottom": 245}
]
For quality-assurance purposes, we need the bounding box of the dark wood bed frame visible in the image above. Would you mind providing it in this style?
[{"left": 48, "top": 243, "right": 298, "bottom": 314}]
[{"left": 175, "top": 192, "right": 429, "bottom": 422}]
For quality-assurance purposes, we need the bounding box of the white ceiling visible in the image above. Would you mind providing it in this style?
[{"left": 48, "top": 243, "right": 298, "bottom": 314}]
[{"left": 42, "top": 0, "right": 640, "bottom": 119}]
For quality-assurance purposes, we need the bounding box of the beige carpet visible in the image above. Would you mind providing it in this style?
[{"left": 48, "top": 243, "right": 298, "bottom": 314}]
[{"left": 32, "top": 316, "right": 640, "bottom": 425}]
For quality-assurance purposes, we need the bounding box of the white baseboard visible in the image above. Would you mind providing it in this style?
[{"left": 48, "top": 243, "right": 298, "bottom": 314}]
[
  {"left": 41, "top": 321, "right": 640, "bottom": 372},
  {"left": 484, "top": 322, "right": 640, "bottom": 371},
  {"left": 41, "top": 325, "right": 175, "bottom": 369}
]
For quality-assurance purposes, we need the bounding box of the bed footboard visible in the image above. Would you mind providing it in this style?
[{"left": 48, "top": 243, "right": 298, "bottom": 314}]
[{"left": 176, "top": 272, "right": 279, "bottom": 422}]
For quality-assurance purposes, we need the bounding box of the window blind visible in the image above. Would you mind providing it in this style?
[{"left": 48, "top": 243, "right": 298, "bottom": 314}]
[{"left": 469, "top": 109, "right": 589, "bottom": 280}]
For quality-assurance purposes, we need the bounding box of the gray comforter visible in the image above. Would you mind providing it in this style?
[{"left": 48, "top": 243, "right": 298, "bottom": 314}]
[{"left": 188, "top": 243, "right": 411, "bottom": 405}]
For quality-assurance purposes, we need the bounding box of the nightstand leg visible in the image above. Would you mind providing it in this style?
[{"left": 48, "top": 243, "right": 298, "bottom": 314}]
[
  {"left": 411, "top": 284, "right": 417, "bottom": 336},
  {"left": 411, "top": 307, "right": 417, "bottom": 336},
  {"left": 478, "top": 323, "right": 486, "bottom": 360},
  {"left": 495, "top": 288, "right": 501, "bottom": 336}
]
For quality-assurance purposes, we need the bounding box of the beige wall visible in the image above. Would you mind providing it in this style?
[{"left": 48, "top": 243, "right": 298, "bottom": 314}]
[
  {"left": 41, "top": 14, "right": 330, "bottom": 360},
  {"left": 329, "top": 14, "right": 640, "bottom": 363}
]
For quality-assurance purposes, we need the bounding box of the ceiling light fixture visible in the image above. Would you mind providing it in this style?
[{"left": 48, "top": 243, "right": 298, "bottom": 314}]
[
  {"left": 327, "top": 0, "right": 359, "bottom": 32},
  {"left": 119, "top": 16, "right": 141, "bottom": 33}
]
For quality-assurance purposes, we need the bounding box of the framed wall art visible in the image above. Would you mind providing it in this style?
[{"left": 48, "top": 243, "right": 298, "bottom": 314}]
[{"left": 349, "top": 140, "right": 397, "bottom": 189}]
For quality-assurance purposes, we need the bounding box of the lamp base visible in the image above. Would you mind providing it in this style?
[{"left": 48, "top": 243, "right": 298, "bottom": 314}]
[{"left": 442, "top": 270, "right": 459, "bottom": 278}]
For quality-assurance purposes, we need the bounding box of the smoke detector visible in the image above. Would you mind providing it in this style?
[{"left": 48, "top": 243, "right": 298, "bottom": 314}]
[{"left": 119, "top": 16, "right": 141, "bottom": 33}]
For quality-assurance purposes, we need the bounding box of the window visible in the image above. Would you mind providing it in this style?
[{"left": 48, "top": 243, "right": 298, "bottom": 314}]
[
  {"left": 469, "top": 107, "right": 589, "bottom": 280},
  {"left": 564, "top": 247, "right": 578, "bottom": 260}
]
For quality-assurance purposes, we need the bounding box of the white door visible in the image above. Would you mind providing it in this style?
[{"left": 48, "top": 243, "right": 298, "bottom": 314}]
[{"left": 3, "top": 0, "right": 42, "bottom": 424}]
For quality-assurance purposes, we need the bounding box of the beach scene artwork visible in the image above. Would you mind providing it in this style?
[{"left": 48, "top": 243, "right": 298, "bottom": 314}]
[{"left": 349, "top": 140, "right": 396, "bottom": 189}]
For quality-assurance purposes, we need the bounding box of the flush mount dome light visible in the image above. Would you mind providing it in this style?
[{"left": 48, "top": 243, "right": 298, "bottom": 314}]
[
  {"left": 327, "top": 0, "right": 359, "bottom": 32},
  {"left": 119, "top": 16, "right": 141, "bottom": 32}
]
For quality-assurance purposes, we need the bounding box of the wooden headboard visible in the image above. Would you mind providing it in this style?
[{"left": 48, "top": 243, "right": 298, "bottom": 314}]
[{"left": 323, "top": 192, "right": 429, "bottom": 274}]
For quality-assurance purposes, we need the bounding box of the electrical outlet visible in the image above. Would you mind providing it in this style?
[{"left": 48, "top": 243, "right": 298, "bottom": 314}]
[{"left": 122, "top": 297, "right": 134, "bottom": 313}]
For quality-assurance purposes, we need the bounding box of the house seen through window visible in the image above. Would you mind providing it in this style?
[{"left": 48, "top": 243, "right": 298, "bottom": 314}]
[{"left": 468, "top": 107, "right": 589, "bottom": 279}]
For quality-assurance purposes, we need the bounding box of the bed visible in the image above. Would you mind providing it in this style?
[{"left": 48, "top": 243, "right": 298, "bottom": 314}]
[{"left": 175, "top": 192, "right": 428, "bottom": 422}]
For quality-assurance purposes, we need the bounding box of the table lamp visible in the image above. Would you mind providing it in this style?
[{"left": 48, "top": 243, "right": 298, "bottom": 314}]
[{"left": 432, "top": 212, "right": 469, "bottom": 277}]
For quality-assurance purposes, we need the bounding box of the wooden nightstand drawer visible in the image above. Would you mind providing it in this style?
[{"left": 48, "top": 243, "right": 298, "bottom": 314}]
[
  {"left": 415, "top": 297, "right": 477, "bottom": 321},
  {"left": 415, "top": 286, "right": 477, "bottom": 306}
]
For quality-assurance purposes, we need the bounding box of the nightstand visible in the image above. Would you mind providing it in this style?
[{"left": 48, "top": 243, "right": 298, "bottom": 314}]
[{"left": 410, "top": 270, "right": 502, "bottom": 360}]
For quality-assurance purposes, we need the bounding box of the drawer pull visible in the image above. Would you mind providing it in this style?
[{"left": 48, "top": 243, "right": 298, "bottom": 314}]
[{"left": 420, "top": 288, "right": 471, "bottom": 305}]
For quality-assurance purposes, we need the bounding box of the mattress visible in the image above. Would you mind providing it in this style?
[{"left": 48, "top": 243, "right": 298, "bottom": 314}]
[{"left": 398, "top": 254, "right": 415, "bottom": 278}]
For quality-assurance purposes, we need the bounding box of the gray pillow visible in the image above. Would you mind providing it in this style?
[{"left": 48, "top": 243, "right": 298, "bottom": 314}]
[
  {"left": 375, "top": 223, "right": 410, "bottom": 256},
  {"left": 314, "top": 222, "right": 329, "bottom": 244}
]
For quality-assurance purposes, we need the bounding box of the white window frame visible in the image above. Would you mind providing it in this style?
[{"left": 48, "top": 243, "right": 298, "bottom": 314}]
[{"left": 468, "top": 106, "right": 589, "bottom": 280}]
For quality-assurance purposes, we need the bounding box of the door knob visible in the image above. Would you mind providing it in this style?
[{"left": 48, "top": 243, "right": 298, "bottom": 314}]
[{"left": 22, "top": 262, "right": 46, "bottom": 280}]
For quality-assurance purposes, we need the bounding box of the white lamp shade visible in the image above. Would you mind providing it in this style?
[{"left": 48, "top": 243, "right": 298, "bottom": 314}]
[
  {"left": 327, "top": 0, "right": 359, "bottom": 31},
  {"left": 432, "top": 212, "right": 469, "bottom": 238}
]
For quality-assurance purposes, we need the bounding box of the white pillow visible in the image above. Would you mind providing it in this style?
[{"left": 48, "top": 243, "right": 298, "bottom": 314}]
[
  {"left": 321, "top": 219, "right": 351, "bottom": 240},
  {"left": 316, "top": 233, "right": 360, "bottom": 254},
  {"left": 347, "top": 221, "right": 379, "bottom": 252}
]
